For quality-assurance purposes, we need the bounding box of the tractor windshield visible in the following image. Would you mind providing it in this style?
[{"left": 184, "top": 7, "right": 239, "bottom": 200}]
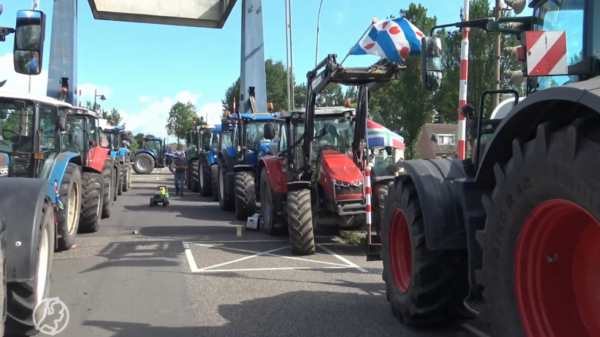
[
  {"left": 66, "top": 115, "right": 86, "bottom": 152},
  {"left": 369, "top": 147, "right": 404, "bottom": 177},
  {"left": 111, "top": 133, "right": 121, "bottom": 151},
  {"left": 312, "top": 116, "right": 354, "bottom": 159},
  {"left": 144, "top": 140, "right": 162, "bottom": 154},
  {"left": 533, "top": 0, "right": 585, "bottom": 90},
  {"left": 0, "top": 101, "right": 34, "bottom": 153},
  {"left": 210, "top": 132, "right": 220, "bottom": 150},
  {"left": 245, "top": 120, "right": 279, "bottom": 151},
  {"left": 38, "top": 107, "right": 61, "bottom": 153}
]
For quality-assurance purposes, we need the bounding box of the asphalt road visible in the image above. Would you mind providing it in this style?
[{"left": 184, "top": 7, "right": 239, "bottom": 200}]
[{"left": 47, "top": 170, "right": 491, "bottom": 337}]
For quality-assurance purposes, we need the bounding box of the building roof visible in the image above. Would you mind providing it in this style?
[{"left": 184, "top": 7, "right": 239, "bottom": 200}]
[{"left": 421, "top": 123, "right": 458, "bottom": 155}]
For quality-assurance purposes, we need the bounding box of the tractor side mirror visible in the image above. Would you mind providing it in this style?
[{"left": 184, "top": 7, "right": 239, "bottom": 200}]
[
  {"left": 460, "top": 104, "right": 477, "bottom": 119},
  {"left": 221, "top": 119, "right": 230, "bottom": 132},
  {"left": 13, "top": 10, "right": 46, "bottom": 75},
  {"left": 263, "top": 123, "right": 276, "bottom": 140},
  {"left": 421, "top": 36, "right": 443, "bottom": 91},
  {"left": 56, "top": 114, "right": 67, "bottom": 131}
]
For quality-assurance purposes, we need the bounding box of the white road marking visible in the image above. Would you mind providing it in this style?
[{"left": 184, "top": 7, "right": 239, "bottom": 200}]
[
  {"left": 461, "top": 324, "right": 492, "bottom": 337},
  {"left": 194, "top": 243, "right": 352, "bottom": 267},
  {"left": 319, "top": 245, "right": 369, "bottom": 273},
  {"left": 182, "top": 241, "right": 368, "bottom": 273},
  {"left": 194, "top": 266, "right": 354, "bottom": 273}
]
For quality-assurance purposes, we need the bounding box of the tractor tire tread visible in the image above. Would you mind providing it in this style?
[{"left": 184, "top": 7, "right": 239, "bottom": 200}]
[
  {"left": 234, "top": 171, "right": 256, "bottom": 220},
  {"left": 78, "top": 172, "right": 103, "bottom": 233},
  {"left": 287, "top": 189, "right": 315, "bottom": 255}
]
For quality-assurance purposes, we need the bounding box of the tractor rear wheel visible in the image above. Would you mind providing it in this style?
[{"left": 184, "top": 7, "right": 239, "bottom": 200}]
[
  {"left": 101, "top": 156, "right": 114, "bottom": 219},
  {"left": 260, "top": 169, "right": 286, "bottom": 235},
  {"left": 78, "top": 172, "right": 103, "bottom": 233},
  {"left": 112, "top": 165, "right": 119, "bottom": 201},
  {"left": 217, "top": 164, "right": 234, "bottom": 211},
  {"left": 211, "top": 165, "right": 219, "bottom": 201},
  {"left": 133, "top": 153, "right": 155, "bottom": 174},
  {"left": 381, "top": 175, "right": 468, "bottom": 326},
  {"left": 234, "top": 171, "right": 256, "bottom": 220},
  {"left": 122, "top": 164, "right": 131, "bottom": 192},
  {"left": 199, "top": 159, "right": 211, "bottom": 196},
  {"left": 479, "top": 119, "right": 600, "bottom": 337},
  {"left": 6, "top": 200, "right": 54, "bottom": 336},
  {"left": 117, "top": 163, "right": 124, "bottom": 195},
  {"left": 56, "top": 163, "right": 82, "bottom": 251},
  {"left": 287, "top": 189, "right": 315, "bottom": 255}
]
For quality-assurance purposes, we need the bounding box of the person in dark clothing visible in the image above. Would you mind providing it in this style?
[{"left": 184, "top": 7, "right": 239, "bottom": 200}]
[{"left": 172, "top": 152, "right": 187, "bottom": 195}]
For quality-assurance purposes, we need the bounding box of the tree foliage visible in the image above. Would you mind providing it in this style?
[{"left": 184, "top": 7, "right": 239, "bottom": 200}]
[
  {"left": 85, "top": 101, "right": 123, "bottom": 125},
  {"left": 165, "top": 102, "right": 206, "bottom": 144}
]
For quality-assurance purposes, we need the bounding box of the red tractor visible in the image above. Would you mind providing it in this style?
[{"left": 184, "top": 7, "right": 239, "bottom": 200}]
[
  {"left": 260, "top": 55, "right": 402, "bottom": 255},
  {"left": 380, "top": 1, "right": 600, "bottom": 337},
  {"left": 65, "top": 107, "right": 116, "bottom": 232}
]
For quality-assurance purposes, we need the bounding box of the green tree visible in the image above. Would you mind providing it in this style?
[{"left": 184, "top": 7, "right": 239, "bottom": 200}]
[
  {"left": 166, "top": 102, "right": 205, "bottom": 147},
  {"left": 84, "top": 101, "right": 123, "bottom": 125}
]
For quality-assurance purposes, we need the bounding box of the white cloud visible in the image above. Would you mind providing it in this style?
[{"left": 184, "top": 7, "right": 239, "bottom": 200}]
[
  {"left": 0, "top": 52, "right": 48, "bottom": 96},
  {"left": 138, "top": 95, "right": 153, "bottom": 103},
  {"left": 120, "top": 91, "right": 220, "bottom": 139}
]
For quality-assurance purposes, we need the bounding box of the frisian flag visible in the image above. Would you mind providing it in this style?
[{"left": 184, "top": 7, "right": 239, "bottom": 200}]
[
  {"left": 349, "top": 17, "right": 424, "bottom": 63},
  {"left": 367, "top": 119, "right": 405, "bottom": 150}
]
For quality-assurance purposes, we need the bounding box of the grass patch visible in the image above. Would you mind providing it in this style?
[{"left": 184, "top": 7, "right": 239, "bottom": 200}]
[{"left": 340, "top": 231, "right": 367, "bottom": 246}]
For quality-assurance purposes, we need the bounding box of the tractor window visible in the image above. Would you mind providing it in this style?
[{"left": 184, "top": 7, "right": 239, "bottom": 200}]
[
  {"left": 38, "top": 105, "right": 60, "bottom": 154},
  {"left": 312, "top": 117, "right": 355, "bottom": 160},
  {"left": 222, "top": 131, "right": 232, "bottom": 148},
  {"left": 0, "top": 101, "right": 34, "bottom": 153},
  {"left": 87, "top": 117, "right": 100, "bottom": 145},
  {"left": 533, "top": 0, "right": 584, "bottom": 90},
  {"left": 144, "top": 140, "right": 162, "bottom": 153},
  {"left": 279, "top": 123, "right": 287, "bottom": 151},
  {"left": 210, "top": 133, "right": 220, "bottom": 150},
  {"left": 246, "top": 121, "right": 279, "bottom": 151},
  {"left": 66, "top": 116, "right": 86, "bottom": 152}
]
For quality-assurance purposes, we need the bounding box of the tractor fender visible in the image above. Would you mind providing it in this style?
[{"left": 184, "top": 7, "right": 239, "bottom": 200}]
[
  {"left": 220, "top": 149, "right": 236, "bottom": 170},
  {"left": 260, "top": 157, "right": 287, "bottom": 194},
  {"left": 225, "top": 145, "right": 236, "bottom": 158},
  {"left": 477, "top": 77, "right": 600, "bottom": 187},
  {"left": 136, "top": 149, "right": 156, "bottom": 159},
  {"left": 0, "top": 178, "right": 49, "bottom": 282},
  {"left": 233, "top": 164, "right": 254, "bottom": 173},
  {"left": 286, "top": 181, "right": 311, "bottom": 192},
  {"left": 207, "top": 151, "right": 216, "bottom": 165},
  {"left": 398, "top": 158, "right": 468, "bottom": 250},
  {"left": 43, "top": 151, "right": 81, "bottom": 200},
  {"left": 371, "top": 175, "right": 394, "bottom": 186},
  {"left": 87, "top": 146, "right": 111, "bottom": 173}
]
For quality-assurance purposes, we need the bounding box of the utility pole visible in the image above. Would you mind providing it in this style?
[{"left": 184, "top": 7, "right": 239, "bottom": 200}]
[
  {"left": 492, "top": 0, "right": 503, "bottom": 109},
  {"left": 284, "top": 0, "right": 291, "bottom": 110},
  {"left": 288, "top": 0, "right": 295, "bottom": 109}
]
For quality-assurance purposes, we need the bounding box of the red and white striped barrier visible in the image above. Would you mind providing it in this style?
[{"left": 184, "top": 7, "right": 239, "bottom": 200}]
[
  {"left": 456, "top": 0, "right": 469, "bottom": 160},
  {"left": 365, "top": 168, "right": 372, "bottom": 227},
  {"left": 525, "top": 31, "right": 568, "bottom": 76}
]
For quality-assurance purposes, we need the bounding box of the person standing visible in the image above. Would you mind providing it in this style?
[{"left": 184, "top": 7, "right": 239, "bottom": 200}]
[{"left": 172, "top": 152, "right": 187, "bottom": 196}]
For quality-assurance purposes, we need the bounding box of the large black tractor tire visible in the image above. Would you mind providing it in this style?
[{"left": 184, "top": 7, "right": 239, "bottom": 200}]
[
  {"left": 78, "top": 172, "right": 103, "bottom": 233},
  {"left": 199, "top": 160, "right": 212, "bottom": 196},
  {"left": 211, "top": 165, "right": 219, "bottom": 201},
  {"left": 132, "top": 153, "right": 155, "bottom": 174},
  {"left": 56, "top": 163, "right": 82, "bottom": 251},
  {"left": 478, "top": 119, "right": 600, "bottom": 337},
  {"left": 101, "top": 156, "right": 115, "bottom": 219},
  {"left": 122, "top": 164, "right": 132, "bottom": 192},
  {"left": 381, "top": 175, "right": 468, "bottom": 327},
  {"left": 117, "top": 163, "right": 124, "bottom": 195},
  {"left": 260, "top": 169, "right": 286, "bottom": 235},
  {"left": 372, "top": 181, "right": 392, "bottom": 235},
  {"left": 287, "top": 189, "right": 315, "bottom": 255},
  {"left": 112, "top": 166, "right": 119, "bottom": 202},
  {"left": 234, "top": 171, "right": 256, "bottom": 220},
  {"left": 6, "top": 200, "right": 55, "bottom": 336},
  {"left": 217, "top": 164, "right": 234, "bottom": 211},
  {"left": 186, "top": 164, "right": 193, "bottom": 190}
]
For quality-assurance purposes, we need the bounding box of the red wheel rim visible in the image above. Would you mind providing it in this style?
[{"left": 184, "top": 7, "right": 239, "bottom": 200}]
[
  {"left": 515, "top": 199, "right": 600, "bottom": 337},
  {"left": 389, "top": 209, "right": 412, "bottom": 293}
]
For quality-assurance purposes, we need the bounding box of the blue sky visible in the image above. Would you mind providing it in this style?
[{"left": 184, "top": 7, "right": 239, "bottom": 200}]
[{"left": 0, "top": 0, "right": 529, "bottom": 138}]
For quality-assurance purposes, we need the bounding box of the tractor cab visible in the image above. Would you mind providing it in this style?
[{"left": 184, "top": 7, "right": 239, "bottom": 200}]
[
  {"left": 64, "top": 107, "right": 102, "bottom": 159},
  {"left": 0, "top": 92, "right": 69, "bottom": 178},
  {"left": 141, "top": 137, "right": 165, "bottom": 159},
  {"left": 230, "top": 112, "right": 279, "bottom": 165},
  {"left": 366, "top": 120, "right": 405, "bottom": 178}
]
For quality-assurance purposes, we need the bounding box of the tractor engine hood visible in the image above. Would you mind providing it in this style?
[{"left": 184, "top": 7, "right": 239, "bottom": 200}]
[{"left": 319, "top": 150, "right": 363, "bottom": 184}]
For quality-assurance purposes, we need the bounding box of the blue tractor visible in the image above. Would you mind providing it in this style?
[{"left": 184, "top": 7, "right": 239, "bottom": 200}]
[
  {"left": 100, "top": 120, "right": 133, "bottom": 196},
  {"left": 132, "top": 136, "right": 176, "bottom": 174},
  {"left": 186, "top": 123, "right": 234, "bottom": 198},
  {"left": 217, "top": 111, "right": 279, "bottom": 219}
]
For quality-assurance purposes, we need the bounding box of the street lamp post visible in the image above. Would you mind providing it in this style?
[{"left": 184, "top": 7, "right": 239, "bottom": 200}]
[
  {"left": 93, "top": 89, "right": 106, "bottom": 111},
  {"left": 315, "top": 0, "right": 324, "bottom": 66}
]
